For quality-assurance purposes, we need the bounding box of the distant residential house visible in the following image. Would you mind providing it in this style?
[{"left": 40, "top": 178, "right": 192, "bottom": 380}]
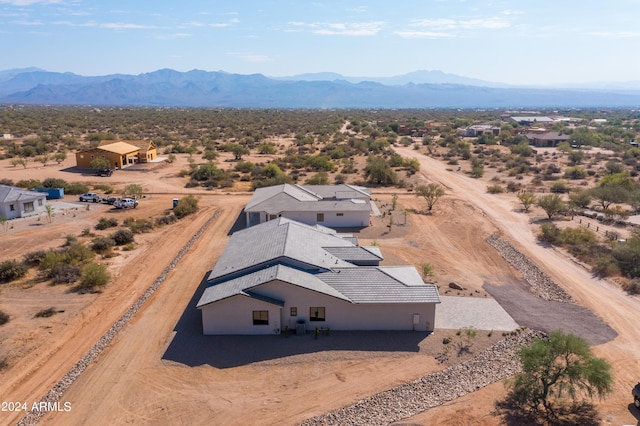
[
  {"left": 244, "top": 184, "right": 379, "bottom": 228},
  {"left": 0, "top": 185, "right": 47, "bottom": 219},
  {"left": 511, "top": 116, "right": 554, "bottom": 126},
  {"left": 197, "top": 218, "right": 440, "bottom": 335},
  {"left": 75, "top": 140, "right": 157, "bottom": 169},
  {"left": 524, "top": 132, "right": 571, "bottom": 147},
  {"left": 457, "top": 124, "right": 501, "bottom": 137}
]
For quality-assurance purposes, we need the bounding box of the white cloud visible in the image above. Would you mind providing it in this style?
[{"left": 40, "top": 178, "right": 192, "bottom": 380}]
[
  {"left": 587, "top": 31, "right": 640, "bottom": 38},
  {"left": 409, "top": 17, "right": 510, "bottom": 31},
  {"left": 150, "top": 32, "right": 192, "bottom": 40},
  {"left": 394, "top": 30, "right": 454, "bottom": 39},
  {"left": 287, "top": 21, "right": 384, "bottom": 36},
  {"left": 11, "top": 19, "right": 43, "bottom": 25},
  {"left": 0, "top": 0, "right": 62, "bottom": 5},
  {"left": 99, "top": 23, "right": 154, "bottom": 30}
]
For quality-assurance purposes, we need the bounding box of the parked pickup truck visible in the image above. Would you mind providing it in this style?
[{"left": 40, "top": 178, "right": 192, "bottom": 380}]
[
  {"left": 114, "top": 198, "right": 138, "bottom": 209},
  {"left": 79, "top": 193, "right": 102, "bottom": 203},
  {"left": 634, "top": 381, "right": 640, "bottom": 410}
]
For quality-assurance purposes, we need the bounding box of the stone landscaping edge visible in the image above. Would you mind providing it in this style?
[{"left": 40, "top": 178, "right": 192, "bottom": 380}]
[{"left": 300, "top": 328, "right": 546, "bottom": 426}]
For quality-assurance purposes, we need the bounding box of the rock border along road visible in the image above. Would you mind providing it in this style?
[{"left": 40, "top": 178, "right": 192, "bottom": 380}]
[
  {"left": 17, "top": 211, "right": 221, "bottom": 426},
  {"left": 300, "top": 329, "right": 545, "bottom": 426}
]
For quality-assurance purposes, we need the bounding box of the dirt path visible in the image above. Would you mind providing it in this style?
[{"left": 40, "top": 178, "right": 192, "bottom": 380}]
[
  {"left": 395, "top": 146, "right": 640, "bottom": 423},
  {"left": 0, "top": 197, "right": 228, "bottom": 426}
]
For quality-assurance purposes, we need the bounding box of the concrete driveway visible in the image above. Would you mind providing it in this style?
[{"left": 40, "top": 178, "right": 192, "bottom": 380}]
[{"left": 435, "top": 296, "right": 519, "bottom": 331}]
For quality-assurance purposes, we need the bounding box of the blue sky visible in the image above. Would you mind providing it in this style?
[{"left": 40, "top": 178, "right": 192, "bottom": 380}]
[{"left": 1, "top": 0, "right": 639, "bottom": 85}]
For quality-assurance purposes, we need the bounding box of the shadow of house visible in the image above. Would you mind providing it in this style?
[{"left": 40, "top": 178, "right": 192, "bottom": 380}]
[{"left": 162, "top": 272, "right": 430, "bottom": 368}]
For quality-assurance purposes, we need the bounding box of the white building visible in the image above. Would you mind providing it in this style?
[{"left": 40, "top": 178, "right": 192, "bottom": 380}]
[
  {"left": 197, "top": 218, "right": 440, "bottom": 335},
  {"left": 0, "top": 185, "right": 47, "bottom": 219},
  {"left": 244, "top": 184, "right": 378, "bottom": 228}
]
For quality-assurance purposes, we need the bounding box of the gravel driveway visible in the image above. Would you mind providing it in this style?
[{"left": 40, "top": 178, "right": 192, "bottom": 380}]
[{"left": 484, "top": 280, "right": 618, "bottom": 345}]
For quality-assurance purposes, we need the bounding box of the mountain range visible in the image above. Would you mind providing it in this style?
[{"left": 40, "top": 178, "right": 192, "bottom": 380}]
[{"left": 1, "top": 68, "right": 640, "bottom": 108}]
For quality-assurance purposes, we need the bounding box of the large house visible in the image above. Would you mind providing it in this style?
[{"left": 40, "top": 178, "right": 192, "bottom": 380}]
[
  {"left": 0, "top": 185, "right": 47, "bottom": 219},
  {"left": 524, "top": 132, "right": 571, "bottom": 147},
  {"left": 75, "top": 140, "right": 157, "bottom": 169},
  {"left": 197, "top": 218, "right": 440, "bottom": 335},
  {"left": 244, "top": 184, "right": 378, "bottom": 228}
]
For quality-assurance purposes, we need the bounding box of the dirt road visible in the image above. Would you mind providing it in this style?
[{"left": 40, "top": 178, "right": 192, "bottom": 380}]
[{"left": 396, "top": 146, "right": 640, "bottom": 423}]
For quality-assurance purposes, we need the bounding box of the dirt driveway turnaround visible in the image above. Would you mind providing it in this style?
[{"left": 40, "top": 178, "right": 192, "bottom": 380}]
[{"left": 395, "top": 146, "right": 640, "bottom": 424}]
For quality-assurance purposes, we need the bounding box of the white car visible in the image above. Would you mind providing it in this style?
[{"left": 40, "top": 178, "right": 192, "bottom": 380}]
[
  {"left": 114, "top": 198, "right": 139, "bottom": 209},
  {"left": 79, "top": 193, "right": 102, "bottom": 202}
]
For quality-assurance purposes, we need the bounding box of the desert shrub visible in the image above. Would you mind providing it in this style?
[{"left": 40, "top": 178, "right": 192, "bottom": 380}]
[
  {"left": 39, "top": 243, "right": 95, "bottom": 272},
  {"left": 110, "top": 228, "right": 135, "bottom": 245},
  {"left": 564, "top": 166, "right": 588, "bottom": 180},
  {"left": 92, "top": 184, "right": 113, "bottom": 193},
  {"left": 122, "top": 243, "right": 136, "bottom": 251},
  {"left": 234, "top": 161, "right": 255, "bottom": 173},
  {"left": 486, "top": 184, "right": 505, "bottom": 194},
  {"left": 64, "top": 234, "right": 78, "bottom": 246},
  {"left": 622, "top": 278, "right": 640, "bottom": 295},
  {"left": 592, "top": 255, "right": 620, "bottom": 278},
  {"left": 0, "top": 260, "right": 28, "bottom": 283},
  {"left": 95, "top": 217, "right": 119, "bottom": 230},
  {"left": 558, "top": 227, "right": 597, "bottom": 246},
  {"left": 15, "top": 179, "right": 43, "bottom": 189},
  {"left": 123, "top": 217, "right": 153, "bottom": 233},
  {"left": 538, "top": 223, "right": 561, "bottom": 244},
  {"left": 23, "top": 249, "right": 47, "bottom": 267},
  {"left": 91, "top": 237, "right": 116, "bottom": 254},
  {"left": 155, "top": 214, "right": 177, "bottom": 226},
  {"left": 550, "top": 180, "right": 569, "bottom": 193},
  {"left": 34, "top": 307, "right": 57, "bottom": 318},
  {"left": 77, "top": 263, "right": 111, "bottom": 291},
  {"left": 64, "top": 183, "right": 89, "bottom": 195},
  {"left": 42, "top": 177, "right": 67, "bottom": 188},
  {"left": 173, "top": 195, "right": 199, "bottom": 219},
  {"left": 49, "top": 264, "right": 82, "bottom": 284},
  {"left": 0, "top": 310, "right": 9, "bottom": 325}
]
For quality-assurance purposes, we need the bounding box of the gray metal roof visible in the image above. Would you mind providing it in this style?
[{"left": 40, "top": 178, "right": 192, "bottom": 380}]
[
  {"left": 197, "top": 264, "right": 351, "bottom": 308},
  {"left": 207, "top": 217, "right": 355, "bottom": 282},
  {"left": 323, "top": 246, "right": 383, "bottom": 263},
  {"left": 0, "top": 185, "right": 45, "bottom": 203},
  {"left": 245, "top": 184, "right": 372, "bottom": 214},
  {"left": 317, "top": 267, "right": 440, "bottom": 304}
]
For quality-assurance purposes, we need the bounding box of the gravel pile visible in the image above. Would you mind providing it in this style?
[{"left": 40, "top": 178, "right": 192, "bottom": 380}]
[
  {"left": 17, "top": 211, "right": 221, "bottom": 426},
  {"left": 300, "top": 329, "right": 546, "bottom": 426},
  {"left": 486, "top": 234, "right": 574, "bottom": 303}
]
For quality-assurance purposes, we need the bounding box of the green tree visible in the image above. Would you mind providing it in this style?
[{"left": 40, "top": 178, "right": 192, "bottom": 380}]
[
  {"left": 227, "top": 143, "right": 250, "bottom": 160},
  {"left": 45, "top": 205, "right": 55, "bottom": 224},
  {"left": 589, "top": 185, "right": 629, "bottom": 210},
  {"left": 568, "top": 190, "right": 592, "bottom": 209},
  {"left": 536, "top": 194, "right": 565, "bottom": 220},
  {"left": 0, "top": 216, "right": 7, "bottom": 233},
  {"left": 173, "top": 195, "right": 199, "bottom": 219},
  {"left": 305, "top": 172, "right": 329, "bottom": 185},
  {"left": 517, "top": 192, "right": 537, "bottom": 213},
  {"left": 52, "top": 151, "right": 67, "bottom": 165},
  {"left": 415, "top": 183, "right": 445, "bottom": 212},
  {"left": 364, "top": 156, "right": 397, "bottom": 185},
  {"left": 89, "top": 156, "right": 111, "bottom": 170},
  {"left": 78, "top": 263, "right": 111, "bottom": 291},
  {"left": 507, "top": 330, "right": 612, "bottom": 414},
  {"left": 123, "top": 184, "right": 144, "bottom": 199}
]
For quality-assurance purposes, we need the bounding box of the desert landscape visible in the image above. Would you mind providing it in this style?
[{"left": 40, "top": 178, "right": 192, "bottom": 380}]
[{"left": 0, "top": 127, "right": 638, "bottom": 426}]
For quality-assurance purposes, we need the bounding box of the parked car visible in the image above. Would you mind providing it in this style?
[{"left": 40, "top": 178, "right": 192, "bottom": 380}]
[
  {"left": 633, "top": 381, "right": 640, "bottom": 410},
  {"left": 103, "top": 196, "right": 120, "bottom": 205},
  {"left": 114, "top": 198, "right": 138, "bottom": 209},
  {"left": 95, "top": 168, "right": 114, "bottom": 177},
  {"left": 79, "top": 193, "right": 102, "bottom": 203}
]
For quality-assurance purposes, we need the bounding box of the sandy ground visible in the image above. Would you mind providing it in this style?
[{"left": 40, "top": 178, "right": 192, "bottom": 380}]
[
  {"left": 0, "top": 149, "right": 639, "bottom": 425},
  {"left": 395, "top": 146, "right": 640, "bottom": 425}
]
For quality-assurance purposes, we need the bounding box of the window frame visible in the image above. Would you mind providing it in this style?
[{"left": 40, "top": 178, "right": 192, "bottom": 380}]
[
  {"left": 316, "top": 213, "right": 325, "bottom": 222},
  {"left": 290, "top": 307, "right": 297, "bottom": 316},
  {"left": 309, "top": 307, "right": 326, "bottom": 322},
  {"left": 252, "top": 310, "right": 269, "bottom": 325}
]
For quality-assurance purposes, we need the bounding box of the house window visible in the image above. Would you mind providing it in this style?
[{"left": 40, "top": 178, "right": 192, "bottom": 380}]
[
  {"left": 310, "top": 307, "right": 325, "bottom": 322},
  {"left": 24, "top": 202, "right": 34, "bottom": 213},
  {"left": 38, "top": 199, "right": 43, "bottom": 206},
  {"left": 290, "top": 307, "right": 297, "bottom": 316},
  {"left": 317, "top": 213, "right": 324, "bottom": 222},
  {"left": 9, "top": 204, "right": 15, "bottom": 211},
  {"left": 336, "top": 213, "right": 344, "bottom": 216},
  {"left": 252, "top": 310, "right": 269, "bottom": 325},
  {"left": 268, "top": 214, "right": 277, "bottom": 221}
]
